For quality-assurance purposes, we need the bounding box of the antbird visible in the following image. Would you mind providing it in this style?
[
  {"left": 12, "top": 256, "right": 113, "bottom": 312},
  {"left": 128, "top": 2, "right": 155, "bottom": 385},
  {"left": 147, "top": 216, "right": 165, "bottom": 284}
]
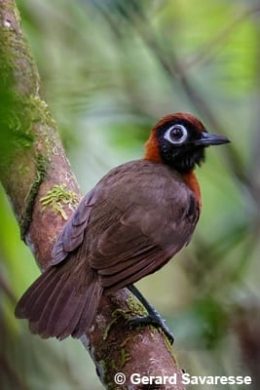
[{"left": 16, "top": 112, "right": 229, "bottom": 341}]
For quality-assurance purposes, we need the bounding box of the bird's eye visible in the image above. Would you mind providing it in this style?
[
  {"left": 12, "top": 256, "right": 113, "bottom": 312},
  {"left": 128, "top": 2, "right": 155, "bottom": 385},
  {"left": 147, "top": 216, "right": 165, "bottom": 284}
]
[{"left": 164, "top": 124, "right": 188, "bottom": 145}]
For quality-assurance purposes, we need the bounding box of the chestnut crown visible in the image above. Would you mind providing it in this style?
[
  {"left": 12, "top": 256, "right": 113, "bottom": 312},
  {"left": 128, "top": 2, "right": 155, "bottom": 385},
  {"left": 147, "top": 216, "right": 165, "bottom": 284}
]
[{"left": 145, "top": 113, "right": 230, "bottom": 173}]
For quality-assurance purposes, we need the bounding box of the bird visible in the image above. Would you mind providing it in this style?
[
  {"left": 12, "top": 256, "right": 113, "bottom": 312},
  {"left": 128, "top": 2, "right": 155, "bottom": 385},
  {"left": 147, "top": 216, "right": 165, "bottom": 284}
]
[{"left": 15, "top": 112, "right": 230, "bottom": 341}]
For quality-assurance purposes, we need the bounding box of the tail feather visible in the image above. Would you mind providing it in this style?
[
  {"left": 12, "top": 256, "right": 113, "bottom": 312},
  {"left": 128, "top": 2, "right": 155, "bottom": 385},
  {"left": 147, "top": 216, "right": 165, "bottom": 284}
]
[
  {"left": 15, "top": 263, "right": 103, "bottom": 340},
  {"left": 72, "top": 280, "right": 103, "bottom": 338},
  {"left": 53, "top": 291, "right": 84, "bottom": 339},
  {"left": 31, "top": 272, "right": 70, "bottom": 337},
  {"left": 37, "top": 276, "right": 85, "bottom": 338},
  {"left": 25, "top": 271, "right": 63, "bottom": 323},
  {"left": 15, "top": 268, "right": 57, "bottom": 319}
]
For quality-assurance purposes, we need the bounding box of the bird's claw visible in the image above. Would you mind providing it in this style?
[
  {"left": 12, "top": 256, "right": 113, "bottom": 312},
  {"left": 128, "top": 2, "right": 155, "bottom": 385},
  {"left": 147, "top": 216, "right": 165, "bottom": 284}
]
[{"left": 127, "top": 314, "right": 174, "bottom": 345}]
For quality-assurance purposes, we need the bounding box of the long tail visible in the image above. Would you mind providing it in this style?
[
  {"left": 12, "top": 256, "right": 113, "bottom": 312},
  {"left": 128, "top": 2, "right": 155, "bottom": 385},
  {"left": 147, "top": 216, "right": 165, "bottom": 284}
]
[{"left": 15, "top": 263, "right": 103, "bottom": 340}]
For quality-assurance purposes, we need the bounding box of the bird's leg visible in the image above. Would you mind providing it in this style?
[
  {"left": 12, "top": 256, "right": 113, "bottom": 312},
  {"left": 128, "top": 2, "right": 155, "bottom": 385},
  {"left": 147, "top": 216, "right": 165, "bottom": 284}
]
[{"left": 127, "top": 284, "right": 174, "bottom": 344}]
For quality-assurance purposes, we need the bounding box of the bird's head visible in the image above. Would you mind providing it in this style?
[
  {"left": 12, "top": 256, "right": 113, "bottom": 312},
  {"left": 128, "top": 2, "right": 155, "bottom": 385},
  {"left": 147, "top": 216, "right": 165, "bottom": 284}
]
[{"left": 145, "top": 112, "right": 230, "bottom": 173}]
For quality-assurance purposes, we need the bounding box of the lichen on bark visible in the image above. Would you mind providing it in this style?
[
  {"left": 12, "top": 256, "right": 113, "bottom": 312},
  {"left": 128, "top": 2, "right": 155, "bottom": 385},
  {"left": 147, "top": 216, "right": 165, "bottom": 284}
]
[{"left": 40, "top": 184, "right": 79, "bottom": 220}]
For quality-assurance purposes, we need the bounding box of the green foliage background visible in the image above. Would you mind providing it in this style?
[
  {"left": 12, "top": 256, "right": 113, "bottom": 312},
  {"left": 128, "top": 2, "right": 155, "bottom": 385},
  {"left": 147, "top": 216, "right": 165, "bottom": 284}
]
[{"left": 1, "top": 0, "right": 259, "bottom": 388}]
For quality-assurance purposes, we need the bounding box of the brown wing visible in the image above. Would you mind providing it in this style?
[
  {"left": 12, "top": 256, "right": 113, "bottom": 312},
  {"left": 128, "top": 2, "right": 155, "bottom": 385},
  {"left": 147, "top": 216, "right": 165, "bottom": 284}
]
[
  {"left": 18, "top": 160, "right": 199, "bottom": 340},
  {"left": 51, "top": 188, "right": 97, "bottom": 265},
  {"left": 84, "top": 160, "right": 200, "bottom": 290},
  {"left": 51, "top": 160, "right": 199, "bottom": 290}
]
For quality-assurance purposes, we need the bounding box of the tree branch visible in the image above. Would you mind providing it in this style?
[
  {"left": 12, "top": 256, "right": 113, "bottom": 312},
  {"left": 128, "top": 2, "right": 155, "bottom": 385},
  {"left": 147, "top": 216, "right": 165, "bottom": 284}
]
[{"left": 0, "top": 1, "right": 185, "bottom": 388}]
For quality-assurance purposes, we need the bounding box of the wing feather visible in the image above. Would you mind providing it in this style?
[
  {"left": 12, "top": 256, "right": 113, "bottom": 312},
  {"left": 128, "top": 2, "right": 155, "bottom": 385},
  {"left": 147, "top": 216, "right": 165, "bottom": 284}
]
[
  {"left": 51, "top": 189, "right": 97, "bottom": 265},
  {"left": 47, "top": 161, "right": 199, "bottom": 293},
  {"left": 87, "top": 162, "right": 199, "bottom": 290}
]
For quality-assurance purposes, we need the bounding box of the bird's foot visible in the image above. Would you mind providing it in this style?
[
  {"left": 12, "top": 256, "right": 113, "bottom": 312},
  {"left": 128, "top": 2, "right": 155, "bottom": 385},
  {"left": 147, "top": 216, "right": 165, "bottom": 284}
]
[{"left": 127, "top": 314, "right": 174, "bottom": 345}]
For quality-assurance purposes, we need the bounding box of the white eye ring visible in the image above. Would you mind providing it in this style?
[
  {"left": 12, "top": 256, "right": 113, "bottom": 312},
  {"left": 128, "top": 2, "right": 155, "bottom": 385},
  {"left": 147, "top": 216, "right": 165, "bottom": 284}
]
[{"left": 164, "top": 124, "right": 188, "bottom": 145}]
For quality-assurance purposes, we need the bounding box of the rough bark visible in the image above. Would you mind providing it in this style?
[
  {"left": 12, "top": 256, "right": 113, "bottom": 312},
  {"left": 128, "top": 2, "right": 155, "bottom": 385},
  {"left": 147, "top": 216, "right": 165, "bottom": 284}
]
[{"left": 0, "top": 1, "right": 185, "bottom": 389}]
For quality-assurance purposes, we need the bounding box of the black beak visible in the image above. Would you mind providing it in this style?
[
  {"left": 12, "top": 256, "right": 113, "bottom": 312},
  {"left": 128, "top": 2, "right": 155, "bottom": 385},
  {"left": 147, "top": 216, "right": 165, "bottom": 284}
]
[{"left": 194, "top": 131, "right": 230, "bottom": 146}]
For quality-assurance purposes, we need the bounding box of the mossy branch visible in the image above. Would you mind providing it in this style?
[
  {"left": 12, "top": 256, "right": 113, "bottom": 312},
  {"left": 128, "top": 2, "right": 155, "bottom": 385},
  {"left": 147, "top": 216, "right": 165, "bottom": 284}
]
[{"left": 0, "top": 1, "right": 185, "bottom": 388}]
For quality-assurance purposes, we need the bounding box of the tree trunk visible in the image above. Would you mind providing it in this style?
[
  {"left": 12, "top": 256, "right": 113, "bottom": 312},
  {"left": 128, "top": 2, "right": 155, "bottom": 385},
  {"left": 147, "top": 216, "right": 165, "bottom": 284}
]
[{"left": 0, "top": 0, "right": 185, "bottom": 388}]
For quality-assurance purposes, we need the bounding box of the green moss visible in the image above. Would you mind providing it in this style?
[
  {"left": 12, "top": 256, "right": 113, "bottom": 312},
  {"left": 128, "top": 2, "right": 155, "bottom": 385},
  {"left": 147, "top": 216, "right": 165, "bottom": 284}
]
[
  {"left": 0, "top": 93, "right": 58, "bottom": 174},
  {"left": 20, "top": 153, "right": 48, "bottom": 239},
  {"left": 0, "top": 9, "right": 39, "bottom": 93},
  {"left": 119, "top": 348, "right": 130, "bottom": 368},
  {"left": 0, "top": 15, "right": 41, "bottom": 167},
  {"left": 40, "top": 184, "right": 79, "bottom": 220},
  {"left": 102, "top": 348, "right": 130, "bottom": 389},
  {"left": 120, "top": 336, "right": 131, "bottom": 349},
  {"left": 103, "top": 317, "right": 118, "bottom": 341},
  {"left": 0, "top": 91, "right": 36, "bottom": 171},
  {"left": 103, "top": 309, "right": 129, "bottom": 341},
  {"left": 28, "top": 95, "right": 56, "bottom": 128},
  {"left": 103, "top": 298, "right": 148, "bottom": 342},
  {"left": 126, "top": 294, "right": 147, "bottom": 317},
  {"left": 109, "top": 348, "right": 130, "bottom": 371},
  {"left": 103, "top": 296, "right": 149, "bottom": 341},
  {"left": 0, "top": 6, "right": 64, "bottom": 237},
  {"left": 163, "top": 331, "right": 174, "bottom": 353}
]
